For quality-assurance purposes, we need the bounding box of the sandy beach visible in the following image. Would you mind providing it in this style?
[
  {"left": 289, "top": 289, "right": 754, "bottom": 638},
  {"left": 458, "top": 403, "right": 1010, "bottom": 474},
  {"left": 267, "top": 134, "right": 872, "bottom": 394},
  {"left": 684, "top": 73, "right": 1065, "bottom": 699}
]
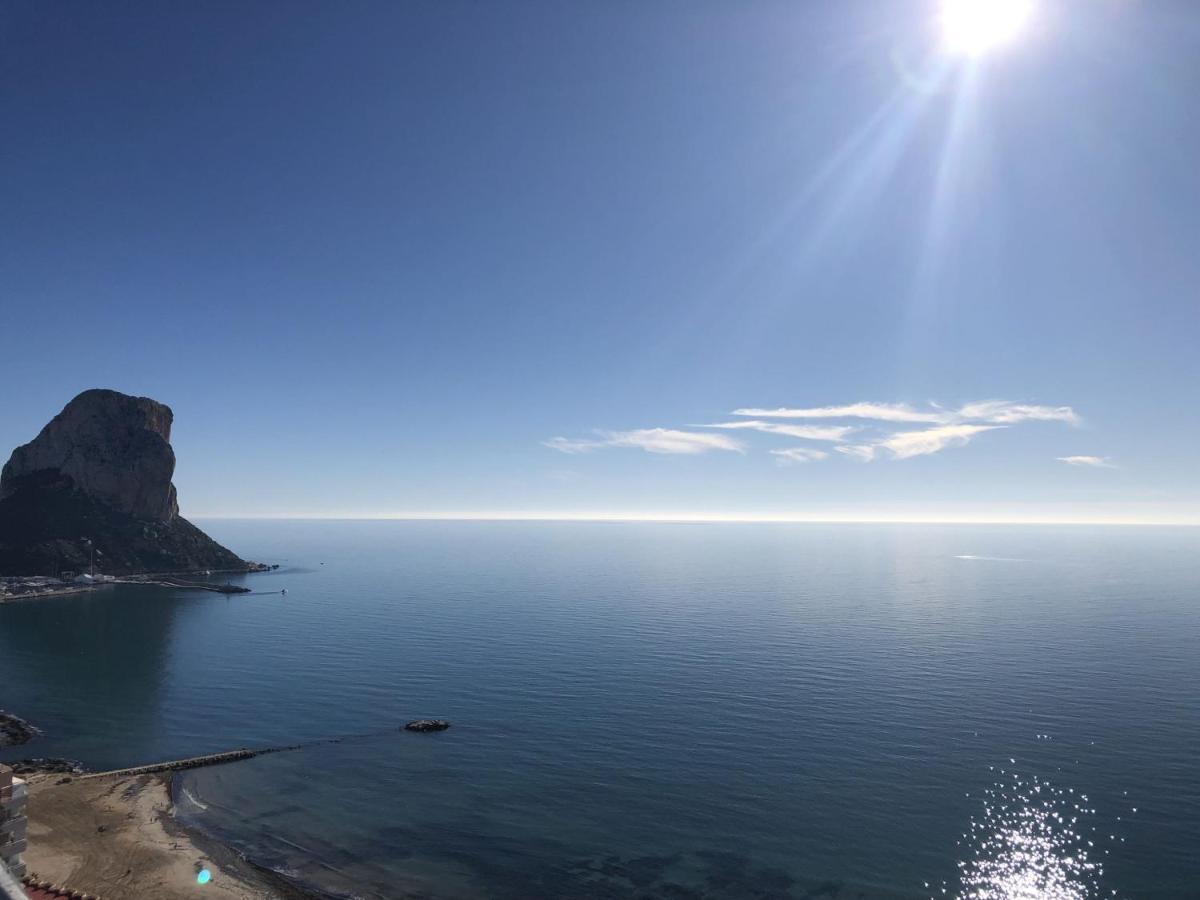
[{"left": 22, "top": 772, "right": 315, "bottom": 900}]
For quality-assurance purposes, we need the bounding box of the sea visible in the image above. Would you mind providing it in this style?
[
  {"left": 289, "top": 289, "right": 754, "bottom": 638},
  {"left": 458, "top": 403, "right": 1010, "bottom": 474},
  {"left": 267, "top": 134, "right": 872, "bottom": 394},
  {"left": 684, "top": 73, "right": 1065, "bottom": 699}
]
[{"left": 1, "top": 521, "right": 1197, "bottom": 899}]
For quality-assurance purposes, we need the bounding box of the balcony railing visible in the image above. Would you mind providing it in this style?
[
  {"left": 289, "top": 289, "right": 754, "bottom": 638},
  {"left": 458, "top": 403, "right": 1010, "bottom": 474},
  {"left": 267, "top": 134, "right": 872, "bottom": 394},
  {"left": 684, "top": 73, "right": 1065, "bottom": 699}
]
[{"left": 0, "top": 859, "right": 27, "bottom": 900}]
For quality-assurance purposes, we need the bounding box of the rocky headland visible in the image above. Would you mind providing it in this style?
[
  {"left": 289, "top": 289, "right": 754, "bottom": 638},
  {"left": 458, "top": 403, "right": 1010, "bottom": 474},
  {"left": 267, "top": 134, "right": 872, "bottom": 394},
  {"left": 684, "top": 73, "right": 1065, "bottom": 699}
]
[{"left": 0, "top": 389, "right": 251, "bottom": 576}]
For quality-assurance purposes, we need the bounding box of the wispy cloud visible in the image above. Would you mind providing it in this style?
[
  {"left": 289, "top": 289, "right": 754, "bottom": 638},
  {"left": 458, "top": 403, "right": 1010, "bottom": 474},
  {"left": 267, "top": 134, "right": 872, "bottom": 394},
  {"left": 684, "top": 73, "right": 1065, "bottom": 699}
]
[
  {"left": 542, "top": 436, "right": 604, "bottom": 454},
  {"left": 693, "top": 421, "right": 856, "bottom": 441},
  {"left": 957, "top": 401, "right": 1080, "bottom": 426},
  {"left": 877, "top": 424, "right": 1003, "bottom": 459},
  {"left": 835, "top": 444, "right": 877, "bottom": 462},
  {"left": 546, "top": 399, "right": 1079, "bottom": 465},
  {"left": 545, "top": 429, "right": 744, "bottom": 456},
  {"left": 771, "top": 447, "right": 829, "bottom": 465},
  {"left": 732, "top": 400, "right": 1080, "bottom": 427},
  {"left": 1057, "top": 455, "right": 1116, "bottom": 468},
  {"left": 604, "top": 429, "right": 744, "bottom": 454},
  {"left": 733, "top": 402, "right": 947, "bottom": 423}
]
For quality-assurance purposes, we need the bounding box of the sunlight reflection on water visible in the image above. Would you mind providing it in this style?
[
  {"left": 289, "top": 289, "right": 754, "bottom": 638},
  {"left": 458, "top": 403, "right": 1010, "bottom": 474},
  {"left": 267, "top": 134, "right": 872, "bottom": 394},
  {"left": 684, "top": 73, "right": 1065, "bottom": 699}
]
[{"left": 936, "top": 764, "right": 1122, "bottom": 899}]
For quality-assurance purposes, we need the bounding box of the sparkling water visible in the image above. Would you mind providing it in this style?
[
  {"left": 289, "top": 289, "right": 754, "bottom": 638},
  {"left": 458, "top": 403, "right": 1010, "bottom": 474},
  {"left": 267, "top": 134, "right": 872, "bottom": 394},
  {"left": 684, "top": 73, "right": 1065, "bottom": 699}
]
[{"left": 1, "top": 522, "right": 1196, "bottom": 898}]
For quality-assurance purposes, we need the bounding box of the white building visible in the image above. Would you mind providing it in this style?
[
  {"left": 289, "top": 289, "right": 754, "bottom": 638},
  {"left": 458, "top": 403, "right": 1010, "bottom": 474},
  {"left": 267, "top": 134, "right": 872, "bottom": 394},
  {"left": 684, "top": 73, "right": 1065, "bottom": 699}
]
[{"left": 0, "top": 765, "right": 26, "bottom": 880}]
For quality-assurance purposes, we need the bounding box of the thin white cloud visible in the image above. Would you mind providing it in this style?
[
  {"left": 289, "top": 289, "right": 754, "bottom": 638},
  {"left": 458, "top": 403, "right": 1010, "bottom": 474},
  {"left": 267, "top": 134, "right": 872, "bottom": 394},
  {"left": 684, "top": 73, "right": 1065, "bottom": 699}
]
[
  {"left": 694, "top": 421, "right": 856, "bottom": 442},
  {"left": 957, "top": 401, "right": 1081, "bottom": 426},
  {"left": 733, "top": 402, "right": 948, "bottom": 424},
  {"left": 732, "top": 399, "right": 1081, "bottom": 427},
  {"left": 542, "top": 436, "right": 603, "bottom": 454},
  {"left": 770, "top": 447, "right": 829, "bottom": 465},
  {"left": 603, "top": 428, "right": 745, "bottom": 455},
  {"left": 877, "top": 424, "right": 1003, "bottom": 460},
  {"left": 835, "top": 444, "right": 877, "bottom": 462},
  {"left": 1057, "top": 455, "right": 1116, "bottom": 468},
  {"left": 545, "top": 429, "right": 743, "bottom": 455}
]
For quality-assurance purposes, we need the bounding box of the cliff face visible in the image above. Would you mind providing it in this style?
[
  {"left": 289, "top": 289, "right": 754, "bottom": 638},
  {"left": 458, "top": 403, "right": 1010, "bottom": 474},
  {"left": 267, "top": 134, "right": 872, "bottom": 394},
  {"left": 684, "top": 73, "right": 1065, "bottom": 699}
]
[
  {"left": 1, "top": 389, "right": 179, "bottom": 521},
  {"left": 0, "top": 389, "right": 248, "bottom": 576}
]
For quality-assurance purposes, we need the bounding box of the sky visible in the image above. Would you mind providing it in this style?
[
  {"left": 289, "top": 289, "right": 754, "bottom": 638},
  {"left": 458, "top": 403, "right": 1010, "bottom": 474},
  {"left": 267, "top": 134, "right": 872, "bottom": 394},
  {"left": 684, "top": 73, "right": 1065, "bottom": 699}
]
[{"left": 2, "top": 0, "right": 1198, "bottom": 523}]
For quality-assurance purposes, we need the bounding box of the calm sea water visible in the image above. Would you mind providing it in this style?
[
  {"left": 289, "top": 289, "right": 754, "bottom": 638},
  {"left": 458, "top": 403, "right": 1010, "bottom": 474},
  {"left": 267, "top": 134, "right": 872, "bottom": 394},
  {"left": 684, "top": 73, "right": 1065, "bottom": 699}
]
[{"left": 1, "top": 522, "right": 1197, "bottom": 899}]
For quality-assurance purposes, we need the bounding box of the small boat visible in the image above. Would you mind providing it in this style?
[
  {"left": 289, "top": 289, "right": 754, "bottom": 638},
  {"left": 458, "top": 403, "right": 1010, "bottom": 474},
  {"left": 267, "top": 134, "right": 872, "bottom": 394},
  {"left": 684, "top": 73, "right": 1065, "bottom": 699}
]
[{"left": 281, "top": 588, "right": 288, "bottom": 595}]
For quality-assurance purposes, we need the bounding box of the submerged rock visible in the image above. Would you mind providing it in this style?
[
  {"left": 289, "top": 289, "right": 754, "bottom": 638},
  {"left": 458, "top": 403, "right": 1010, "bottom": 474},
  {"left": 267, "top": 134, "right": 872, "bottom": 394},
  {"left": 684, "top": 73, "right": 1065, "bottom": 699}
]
[{"left": 403, "top": 719, "right": 451, "bottom": 733}]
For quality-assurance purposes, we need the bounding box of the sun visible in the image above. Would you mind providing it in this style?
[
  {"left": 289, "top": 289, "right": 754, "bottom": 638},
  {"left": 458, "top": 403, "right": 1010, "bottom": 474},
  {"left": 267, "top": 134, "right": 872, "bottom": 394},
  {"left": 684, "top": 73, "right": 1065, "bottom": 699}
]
[{"left": 940, "top": 0, "right": 1035, "bottom": 56}]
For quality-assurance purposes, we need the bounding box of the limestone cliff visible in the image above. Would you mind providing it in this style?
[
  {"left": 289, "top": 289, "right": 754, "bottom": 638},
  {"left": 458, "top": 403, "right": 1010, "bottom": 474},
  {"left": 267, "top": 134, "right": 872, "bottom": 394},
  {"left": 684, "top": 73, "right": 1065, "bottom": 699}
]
[
  {"left": 0, "top": 389, "right": 248, "bottom": 576},
  {"left": 1, "top": 389, "right": 180, "bottom": 521}
]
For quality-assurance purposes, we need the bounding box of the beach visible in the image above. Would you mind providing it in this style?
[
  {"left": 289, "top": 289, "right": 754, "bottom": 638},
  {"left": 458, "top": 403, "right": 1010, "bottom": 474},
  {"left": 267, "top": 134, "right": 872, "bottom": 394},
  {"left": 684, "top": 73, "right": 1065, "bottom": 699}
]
[{"left": 21, "top": 772, "right": 314, "bottom": 900}]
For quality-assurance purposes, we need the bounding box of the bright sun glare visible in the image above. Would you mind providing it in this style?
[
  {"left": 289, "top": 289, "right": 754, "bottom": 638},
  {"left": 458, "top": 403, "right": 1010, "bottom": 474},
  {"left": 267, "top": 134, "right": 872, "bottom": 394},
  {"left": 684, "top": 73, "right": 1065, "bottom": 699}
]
[{"left": 940, "top": 0, "right": 1035, "bottom": 56}]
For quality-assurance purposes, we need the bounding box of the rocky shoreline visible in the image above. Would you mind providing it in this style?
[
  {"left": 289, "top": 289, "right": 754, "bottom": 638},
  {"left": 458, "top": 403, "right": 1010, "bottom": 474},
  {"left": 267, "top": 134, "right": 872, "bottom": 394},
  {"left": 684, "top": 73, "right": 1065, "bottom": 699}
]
[
  {"left": 5, "top": 758, "right": 85, "bottom": 776},
  {"left": 0, "top": 710, "right": 38, "bottom": 748},
  {"left": 1, "top": 710, "right": 84, "bottom": 773},
  {"left": 0, "top": 710, "right": 40, "bottom": 747}
]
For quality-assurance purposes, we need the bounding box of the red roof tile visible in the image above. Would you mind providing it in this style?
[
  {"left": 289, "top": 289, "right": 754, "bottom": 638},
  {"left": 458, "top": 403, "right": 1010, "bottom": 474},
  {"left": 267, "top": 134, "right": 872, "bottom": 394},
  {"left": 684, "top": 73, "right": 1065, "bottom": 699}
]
[{"left": 22, "top": 881, "right": 102, "bottom": 900}]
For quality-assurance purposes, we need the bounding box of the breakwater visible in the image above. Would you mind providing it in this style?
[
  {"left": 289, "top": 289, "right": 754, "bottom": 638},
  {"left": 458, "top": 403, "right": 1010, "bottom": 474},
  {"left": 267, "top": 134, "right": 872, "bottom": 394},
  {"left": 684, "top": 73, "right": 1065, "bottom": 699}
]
[
  {"left": 114, "top": 578, "right": 250, "bottom": 594},
  {"left": 80, "top": 746, "right": 295, "bottom": 780},
  {"left": 77, "top": 728, "right": 400, "bottom": 780}
]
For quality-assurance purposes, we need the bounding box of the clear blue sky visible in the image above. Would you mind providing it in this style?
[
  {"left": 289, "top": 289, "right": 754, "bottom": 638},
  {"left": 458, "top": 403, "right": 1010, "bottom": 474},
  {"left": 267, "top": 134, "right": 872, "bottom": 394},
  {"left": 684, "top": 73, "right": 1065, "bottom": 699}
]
[{"left": 2, "top": 1, "right": 1197, "bottom": 523}]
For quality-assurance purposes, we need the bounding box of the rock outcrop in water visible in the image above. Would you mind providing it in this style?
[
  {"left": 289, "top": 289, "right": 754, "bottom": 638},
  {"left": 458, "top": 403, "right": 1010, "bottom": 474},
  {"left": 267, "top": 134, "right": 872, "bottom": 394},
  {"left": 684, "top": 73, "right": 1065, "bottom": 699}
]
[
  {"left": 0, "top": 711, "right": 40, "bottom": 748},
  {"left": 403, "top": 719, "right": 451, "bottom": 732},
  {"left": 0, "top": 389, "right": 249, "bottom": 576}
]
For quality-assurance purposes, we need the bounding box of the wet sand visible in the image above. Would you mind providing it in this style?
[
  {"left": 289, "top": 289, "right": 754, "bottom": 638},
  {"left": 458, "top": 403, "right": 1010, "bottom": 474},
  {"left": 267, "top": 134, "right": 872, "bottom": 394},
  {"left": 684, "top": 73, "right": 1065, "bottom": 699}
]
[{"left": 23, "top": 772, "right": 317, "bottom": 900}]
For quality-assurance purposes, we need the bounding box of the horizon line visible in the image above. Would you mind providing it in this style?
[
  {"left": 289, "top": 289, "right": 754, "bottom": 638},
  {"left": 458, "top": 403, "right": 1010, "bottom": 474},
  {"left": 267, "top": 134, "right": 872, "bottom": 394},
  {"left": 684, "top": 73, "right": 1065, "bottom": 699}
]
[{"left": 187, "top": 513, "right": 1200, "bottom": 527}]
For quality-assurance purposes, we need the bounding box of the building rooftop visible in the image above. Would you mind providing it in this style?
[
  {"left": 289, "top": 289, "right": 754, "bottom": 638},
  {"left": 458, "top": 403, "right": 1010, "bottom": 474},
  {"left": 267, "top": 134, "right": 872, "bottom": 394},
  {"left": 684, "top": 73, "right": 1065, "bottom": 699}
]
[{"left": 22, "top": 885, "right": 79, "bottom": 900}]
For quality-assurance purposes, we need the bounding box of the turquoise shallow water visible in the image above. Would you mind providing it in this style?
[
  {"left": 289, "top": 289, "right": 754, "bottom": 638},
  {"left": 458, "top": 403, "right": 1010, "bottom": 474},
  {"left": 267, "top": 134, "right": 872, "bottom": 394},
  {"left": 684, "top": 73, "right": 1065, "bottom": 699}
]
[{"left": 1, "top": 522, "right": 1198, "bottom": 898}]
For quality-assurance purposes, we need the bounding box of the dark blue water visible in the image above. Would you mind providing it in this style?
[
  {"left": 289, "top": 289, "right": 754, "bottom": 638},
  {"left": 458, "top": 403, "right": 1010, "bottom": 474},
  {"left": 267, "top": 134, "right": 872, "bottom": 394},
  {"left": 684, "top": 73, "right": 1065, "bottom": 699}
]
[{"left": 2, "top": 522, "right": 1197, "bottom": 898}]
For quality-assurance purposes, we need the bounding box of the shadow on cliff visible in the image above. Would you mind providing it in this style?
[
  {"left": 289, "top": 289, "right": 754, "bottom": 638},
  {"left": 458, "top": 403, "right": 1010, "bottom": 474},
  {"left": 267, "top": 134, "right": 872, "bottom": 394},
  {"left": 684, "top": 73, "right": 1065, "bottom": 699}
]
[{"left": 0, "top": 469, "right": 244, "bottom": 576}]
